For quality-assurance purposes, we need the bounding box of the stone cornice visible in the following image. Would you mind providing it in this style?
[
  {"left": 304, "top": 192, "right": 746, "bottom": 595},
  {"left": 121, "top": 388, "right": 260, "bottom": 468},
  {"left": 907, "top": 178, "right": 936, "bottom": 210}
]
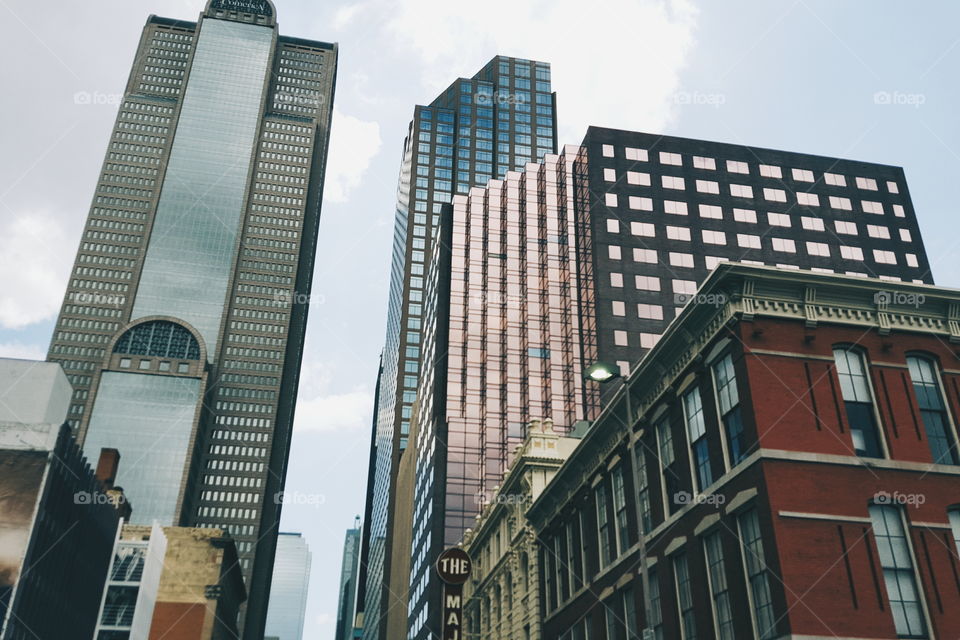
[{"left": 528, "top": 264, "right": 960, "bottom": 529}]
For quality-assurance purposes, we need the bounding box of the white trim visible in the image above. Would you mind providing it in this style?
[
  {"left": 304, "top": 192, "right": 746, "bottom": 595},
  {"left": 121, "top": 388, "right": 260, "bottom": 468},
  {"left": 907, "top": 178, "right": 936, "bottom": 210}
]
[
  {"left": 694, "top": 512, "right": 722, "bottom": 535},
  {"left": 778, "top": 510, "right": 871, "bottom": 524},
  {"left": 909, "top": 521, "right": 951, "bottom": 530},
  {"left": 725, "top": 487, "right": 758, "bottom": 514},
  {"left": 759, "top": 448, "right": 960, "bottom": 475}
]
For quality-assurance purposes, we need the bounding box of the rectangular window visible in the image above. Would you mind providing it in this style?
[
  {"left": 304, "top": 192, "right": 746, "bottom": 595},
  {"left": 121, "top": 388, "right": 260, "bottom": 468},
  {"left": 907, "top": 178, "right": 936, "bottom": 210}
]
[
  {"left": 759, "top": 164, "right": 781, "bottom": 179},
  {"left": 664, "top": 200, "right": 688, "bottom": 215},
  {"left": 702, "top": 230, "right": 726, "bottom": 245},
  {"left": 627, "top": 170, "right": 651, "bottom": 186},
  {"left": 612, "top": 465, "right": 629, "bottom": 554},
  {"left": 856, "top": 176, "right": 879, "bottom": 190},
  {"left": 797, "top": 192, "right": 820, "bottom": 206},
  {"left": 596, "top": 483, "right": 613, "bottom": 568},
  {"left": 833, "top": 347, "right": 884, "bottom": 457},
  {"left": 863, "top": 200, "right": 885, "bottom": 215},
  {"left": 704, "top": 532, "right": 735, "bottom": 640},
  {"left": 673, "top": 554, "right": 697, "bottom": 640},
  {"left": 631, "top": 221, "right": 655, "bottom": 237},
  {"left": 606, "top": 219, "right": 620, "bottom": 233},
  {"left": 633, "top": 248, "right": 657, "bottom": 263},
  {"left": 625, "top": 147, "right": 648, "bottom": 161},
  {"left": 772, "top": 237, "right": 796, "bottom": 253},
  {"left": 669, "top": 252, "right": 694, "bottom": 268},
  {"left": 603, "top": 167, "right": 617, "bottom": 181},
  {"left": 693, "top": 155, "right": 716, "bottom": 170},
  {"left": 829, "top": 195, "right": 853, "bottom": 210},
  {"left": 806, "top": 241, "right": 830, "bottom": 257},
  {"left": 824, "top": 172, "right": 846, "bottom": 187},
  {"left": 684, "top": 387, "right": 712, "bottom": 491},
  {"left": 763, "top": 187, "right": 786, "bottom": 202},
  {"left": 635, "top": 445, "right": 653, "bottom": 533},
  {"left": 733, "top": 208, "right": 757, "bottom": 223},
  {"left": 662, "top": 175, "right": 686, "bottom": 190},
  {"left": 713, "top": 354, "right": 746, "bottom": 465},
  {"left": 887, "top": 180, "right": 900, "bottom": 194},
  {"left": 696, "top": 179, "right": 720, "bottom": 194},
  {"left": 649, "top": 569, "right": 664, "bottom": 640},
  {"left": 867, "top": 224, "right": 890, "bottom": 239},
  {"left": 629, "top": 195, "right": 654, "bottom": 211},
  {"left": 726, "top": 159, "right": 749, "bottom": 174},
  {"left": 835, "top": 220, "right": 858, "bottom": 235},
  {"left": 907, "top": 356, "right": 959, "bottom": 464},
  {"left": 605, "top": 193, "right": 618, "bottom": 207},
  {"left": 950, "top": 509, "right": 960, "bottom": 555},
  {"left": 792, "top": 168, "right": 814, "bottom": 182},
  {"left": 657, "top": 418, "right": 679, "bottom": 515},
  {"left": 869, "top": 505, "right": 928, "bottom": 638},
  {"left": 767, "top": 212, "right": 791, "bottom": 227},
  {"left": 660, "top": 151, "right": 682, "bottom": 166},
  {"left": 638, "top": 303, "right": 664, "bottom": 320},
  {"left": 873, "top": 249, "right": 897, "bottom": 265},
  {"left": 635, "top": 275, "right": 661, "bottom": 291},
  {"left": 730, "top": 183, "right": 754, "bottom": 198},
  {"left": 801, "top": 216, "right": 825, "bottom": 231},
  {"left": 737, "top": 234, "right": 761, "bottom": 249},
  {"left": 738, "top": 509, "right": 776, "bottom": 639},
  {"left": 666, "top": 226, "right": 691, "bottom": 241},
  {"left": 699, "top": 204, "right": 723, "bottom": 219}
]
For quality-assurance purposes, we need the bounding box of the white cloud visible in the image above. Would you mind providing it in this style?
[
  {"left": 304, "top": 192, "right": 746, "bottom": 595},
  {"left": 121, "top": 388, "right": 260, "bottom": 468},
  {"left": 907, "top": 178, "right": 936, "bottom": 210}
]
[
  {"left": 0, "top": 342, "right": 46, "bottom": 361},
  {"left": 0, "top": 211, "right": 75, "bottom": 329},
  {"left": 293, "top": 361, "right": 373, "bottom": 433},
  {"left": 379, "top": 0, "right": 699, "bottom": 142},
  {"left": 324, "top": 108, "right": 382, "bottom": 203}
]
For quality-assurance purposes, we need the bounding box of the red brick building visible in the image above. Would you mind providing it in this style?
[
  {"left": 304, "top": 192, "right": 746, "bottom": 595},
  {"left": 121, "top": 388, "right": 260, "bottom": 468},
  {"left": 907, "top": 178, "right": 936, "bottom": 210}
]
[{"left": 527, "top": 263, "right": 960, "bottom": 640}]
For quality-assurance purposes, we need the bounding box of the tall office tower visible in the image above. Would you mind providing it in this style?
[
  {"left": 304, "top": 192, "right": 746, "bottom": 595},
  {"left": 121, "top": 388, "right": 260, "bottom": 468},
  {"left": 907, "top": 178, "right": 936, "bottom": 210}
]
[
  {"left": 263, "top": 532, "right": 311, "bottom": 640},
  {"left": 408, "top": 128, "right": 933, "bottom": 636},
  {"left": 44, "top": 1, "right": 337, "bottom": 636},
  {"left": 578, "top": 127, "right": 933, "bottom": 375},
  {"left": 335, "top": 520, "right": 363, "bottom": 640},
  {"left": 358, "top": 56, "right": 557, "bottom": 640}
]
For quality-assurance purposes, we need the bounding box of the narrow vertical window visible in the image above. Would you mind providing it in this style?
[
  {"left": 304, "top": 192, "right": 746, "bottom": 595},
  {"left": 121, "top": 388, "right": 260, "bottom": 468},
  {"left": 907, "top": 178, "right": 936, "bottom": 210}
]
[
  {"left": 907, "top": 356, "right": 959, "bottom": 465},
  {"left": 738, "top": 509, "right": 776, "bottom": 639},
  {"left": 869, "top": 505, "right": 928, "bottom": 638},
  {"left": 673, "top": 553, "right": 697, "bottom": 639},
  {"left": 684, "top": 387, "right": 713, "bottom": 490},
  {"left": 596, "top": 483, "right": 613, "bottom": 568},
  {"left": 568, "top": 517, "right": 583, "bottom": 592},
  {"left": 657, "top": 418, "right": 680, "bottom": 515},
  {"left": 623, "top": 587, "right": 639, "bottom": 639},
  {"left": 556, "top": 531, "right": 569, "bottom": 602},
  {"left": 712, "top": 354, "right": 746, "bottom": 465},
  {"left": 704, "top": 532, "right": 735, "bottom": 640},
  {"left": 833, "top": 347, "right": 884, "bottom": 458},
  {"left": 543, "top": 537, "right": 556, "bottom": 612},
  {"left": 604, "top": 596, "right": 623, "bottom": 640},
  {"left": 635, "top": 445, "right": 653, "bottom": 533},
  {"left": 948, "top": 508, "right": 960, "bottom": 555},
  {"left": 612, "top": 465, "right": 629, "bottom": 554},
  {"left": 648, "top": 569, "right": 664, "bottom": 640}
]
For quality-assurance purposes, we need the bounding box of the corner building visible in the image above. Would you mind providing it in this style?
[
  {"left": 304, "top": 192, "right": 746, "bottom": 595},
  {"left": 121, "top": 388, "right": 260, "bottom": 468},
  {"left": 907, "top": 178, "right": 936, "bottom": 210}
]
[
  {"left": 528, "top": 264, "right": 960, "bottom": 640},
  {"left": 44, "top": 2, "right": 337, "bottom": 636},
  {"left": 359, "top": 56, "right": 557, "bottom": 640}
]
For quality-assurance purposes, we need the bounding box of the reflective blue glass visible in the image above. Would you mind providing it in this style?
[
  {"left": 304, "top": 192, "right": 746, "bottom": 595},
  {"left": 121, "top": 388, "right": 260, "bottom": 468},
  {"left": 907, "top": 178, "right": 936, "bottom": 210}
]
[
  {"left": 84, "top": 371, "right": 202, "bottom": 524},
  {"left": 132, "top": 19, "right": 274, "bottom": 354}
]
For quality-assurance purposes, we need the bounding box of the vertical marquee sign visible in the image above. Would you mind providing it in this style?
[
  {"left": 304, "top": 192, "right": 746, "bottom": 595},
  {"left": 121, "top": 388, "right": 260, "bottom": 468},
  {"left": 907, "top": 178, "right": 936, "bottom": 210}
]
[{"left": 436, "top": 547, "right": 472, "bottom": 640}]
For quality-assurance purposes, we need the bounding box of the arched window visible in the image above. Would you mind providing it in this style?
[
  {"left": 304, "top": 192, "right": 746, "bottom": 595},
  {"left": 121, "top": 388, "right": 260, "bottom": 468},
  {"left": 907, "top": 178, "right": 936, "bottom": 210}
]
[
  {"left": 114, "top": 320, "right": 201, "bottom": 360},
  {"left": 832, "top": 346, "right": 883, "bottom": 458},
  {"left": 906, "top": 355, "right": 959, "bottom": 465}
]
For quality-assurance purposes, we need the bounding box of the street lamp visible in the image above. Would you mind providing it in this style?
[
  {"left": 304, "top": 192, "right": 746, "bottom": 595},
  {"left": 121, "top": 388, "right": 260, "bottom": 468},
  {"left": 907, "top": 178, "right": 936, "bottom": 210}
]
[{"left": 583, "top": 361, "right": 621, "bottom": 383}]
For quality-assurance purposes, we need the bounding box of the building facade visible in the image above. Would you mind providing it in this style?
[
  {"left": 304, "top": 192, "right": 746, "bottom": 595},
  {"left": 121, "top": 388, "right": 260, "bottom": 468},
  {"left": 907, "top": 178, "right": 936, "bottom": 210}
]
[
  {"left": 43, "top": 1, "right": 337, "bottom": 635},
  {"left": 263, "top": 532, "right": 311, "bottom": 640},
  {"left": 462, "top": 419, "right": 579, "bottom": 640},
  {"left": 94, "top": 524, "right": 246, "bottom": 640},
  {"left": 359, "top": 55, "right": 557, "bottom": 640},
  {"left": 528, "top": 263, "right": 960, "bottom": 640},
  {"left": 0, "top": 359, "right": 123, "bottom": 640},
  {"left": 578, "top": 127, "right": 934, "bottom": 378},
  {"left": 335, "top": 522, "right": 362, "bottom": 640}
]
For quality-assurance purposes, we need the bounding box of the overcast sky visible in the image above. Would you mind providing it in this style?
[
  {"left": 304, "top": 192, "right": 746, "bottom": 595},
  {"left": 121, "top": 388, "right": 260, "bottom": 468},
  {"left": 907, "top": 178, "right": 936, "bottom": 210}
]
[{"left": 1, "top": 1, "right": 959, "bottom": 637}]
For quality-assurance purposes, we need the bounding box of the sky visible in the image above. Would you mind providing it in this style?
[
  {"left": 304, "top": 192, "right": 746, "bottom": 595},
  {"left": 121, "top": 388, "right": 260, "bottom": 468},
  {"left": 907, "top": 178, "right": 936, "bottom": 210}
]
[{"left": 1, "top": 0, "right": 959, "bottom": 638}]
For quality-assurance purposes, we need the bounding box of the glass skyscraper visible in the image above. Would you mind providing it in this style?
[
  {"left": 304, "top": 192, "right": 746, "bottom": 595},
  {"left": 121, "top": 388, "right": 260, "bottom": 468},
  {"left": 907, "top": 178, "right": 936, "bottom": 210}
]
[
  {"left": 358, "top": 56, "right": 557, "bottom": 640},
  {"left": 335, "top": 521, "right": 363, "bottom": 640},
  {"left": 263, "top": 532, "right": 312, "bottom": 640},
  {"left": 45, "top": 1, "right": 337, "bottom": 636}
]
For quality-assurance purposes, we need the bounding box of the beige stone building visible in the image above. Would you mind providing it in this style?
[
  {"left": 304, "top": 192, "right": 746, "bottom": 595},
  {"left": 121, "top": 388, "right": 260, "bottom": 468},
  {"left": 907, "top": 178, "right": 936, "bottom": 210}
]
[{"left": 462, "top": 420, "right": 580, "bottom": 639}]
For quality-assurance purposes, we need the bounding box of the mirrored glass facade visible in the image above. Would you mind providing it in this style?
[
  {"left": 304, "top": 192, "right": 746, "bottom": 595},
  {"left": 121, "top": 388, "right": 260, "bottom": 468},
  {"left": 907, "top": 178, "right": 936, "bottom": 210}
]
[
  {"left": 132, "top": 19, "right": 273, "bottom": 353},
  {"left": 359, "top": 56, "right": 557, "bottom": 640},
  {"left": 84, "top": 372, "right": 201, "bottom": 525}
]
